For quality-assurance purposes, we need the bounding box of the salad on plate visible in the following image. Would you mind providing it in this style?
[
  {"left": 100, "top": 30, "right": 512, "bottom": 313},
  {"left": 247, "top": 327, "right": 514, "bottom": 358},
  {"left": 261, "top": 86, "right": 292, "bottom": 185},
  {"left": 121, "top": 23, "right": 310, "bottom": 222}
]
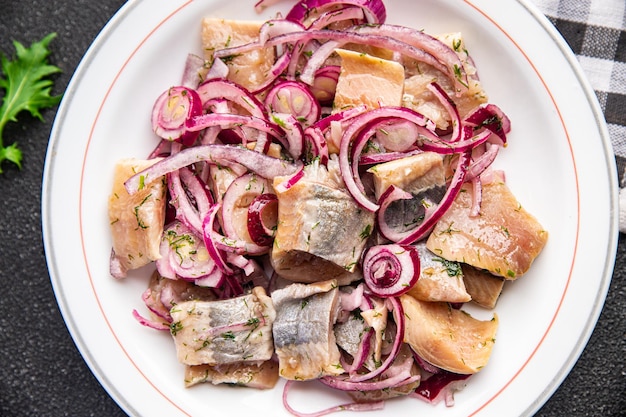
[{"left": 107, "top": 0, "right": 548, "bottom": 414}]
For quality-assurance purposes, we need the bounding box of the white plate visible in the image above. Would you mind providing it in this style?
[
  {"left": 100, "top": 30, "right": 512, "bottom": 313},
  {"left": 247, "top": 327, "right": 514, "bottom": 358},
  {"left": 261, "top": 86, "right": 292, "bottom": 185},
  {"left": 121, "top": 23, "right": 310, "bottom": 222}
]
[{"left": 42, "top": 0, "right": 618, "bottom": 416}]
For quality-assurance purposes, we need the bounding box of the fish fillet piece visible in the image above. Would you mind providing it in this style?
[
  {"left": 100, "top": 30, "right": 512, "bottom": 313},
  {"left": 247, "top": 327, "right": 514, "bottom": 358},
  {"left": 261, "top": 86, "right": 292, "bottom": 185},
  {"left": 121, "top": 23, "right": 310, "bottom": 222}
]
[
  {"left": 369, "top": 152, "right": 445, "bottom": 201},
  {"left": 108, "top": 158, "right": 166, "bottom": 277},
  {"left": 271, "top": 280, "right": 344, "bottom": 380},
  {"left": 401, "top": 294, "right": 498, "bottom": 374},
  {"left": 169, "top": 287, "right": 276, "bottom": 366},
  {"left": 271, "top": 157, "right": 374, "bottom": 284},
  {"left": 426, "top": 174, "right": 548, "bottom": 279},
  {"left": 461, "top": 264, "right": 505, "bottom": 309},
  {"left": 333, "top": 48, "right": 405, "bottom": 112},
  {"left": 407, "top": 242, "right": 471, "bottom": 303},
  {"left": 402, "top": 33, "right": 487, "bottom": 130},
  {"left": 184, "top": 360, "right": 279, "bottom": 389},
  {"left": 201, "top": 18, "right": 275, "bottom": 91}
]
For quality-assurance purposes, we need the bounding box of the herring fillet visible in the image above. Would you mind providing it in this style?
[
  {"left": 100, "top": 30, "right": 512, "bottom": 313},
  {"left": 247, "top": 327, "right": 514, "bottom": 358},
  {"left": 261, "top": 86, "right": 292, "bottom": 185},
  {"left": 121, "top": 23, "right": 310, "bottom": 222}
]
[
  {"left": 108, "top": 158, "right": 166, "bottom": 277},
  {"left": 271, "top": 280, "right": 343, "bottom": 380},
  {"left": 426, "top": 172, "right": 548, "bottom": 279},
  {"left": 271, "top": 158, "right": 374, "bottom": 284},
  {"left": 169, "top": 287, "right": 275, "bottom": 366}
]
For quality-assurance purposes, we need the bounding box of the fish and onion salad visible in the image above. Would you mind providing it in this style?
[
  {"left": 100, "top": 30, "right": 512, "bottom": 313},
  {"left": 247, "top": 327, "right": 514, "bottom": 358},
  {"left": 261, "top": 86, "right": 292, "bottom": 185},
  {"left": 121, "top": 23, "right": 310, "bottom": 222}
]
[{"left": 107, "top": 0, "right": 548, "bottom": 414}]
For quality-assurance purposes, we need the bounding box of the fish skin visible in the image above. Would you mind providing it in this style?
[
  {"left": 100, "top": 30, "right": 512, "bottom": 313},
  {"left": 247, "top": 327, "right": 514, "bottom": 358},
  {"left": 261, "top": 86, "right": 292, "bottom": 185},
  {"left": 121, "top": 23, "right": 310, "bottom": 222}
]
[
  {"left": 461, "top": 264, "right": 505, "bottom": 309},
  {"left": 169, "top": 287, "right": 276, "bottom": 366},
  {"left": 271, "top": 158, "right": 374, "bottom": 284},
  {"left": 271, "top": 280, "right": 344, "bottom": 380}
]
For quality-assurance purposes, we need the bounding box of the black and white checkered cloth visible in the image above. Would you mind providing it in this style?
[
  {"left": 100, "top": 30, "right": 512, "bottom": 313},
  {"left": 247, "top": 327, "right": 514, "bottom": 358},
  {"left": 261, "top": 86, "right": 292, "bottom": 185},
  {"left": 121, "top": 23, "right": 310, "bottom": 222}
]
[{"left": 530, "top": 0, "right": 626, "bottom": 229}]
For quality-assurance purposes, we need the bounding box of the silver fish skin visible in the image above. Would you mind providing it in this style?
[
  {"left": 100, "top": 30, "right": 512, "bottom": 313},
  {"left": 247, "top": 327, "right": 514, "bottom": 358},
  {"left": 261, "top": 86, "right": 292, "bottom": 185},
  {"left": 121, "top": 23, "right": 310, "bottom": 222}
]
[
  {"left": 271, "top": 280, "right": 344, "bottom": 380},
  {"left": 169, "top": 287, "right": 276, "bottom": 366}
]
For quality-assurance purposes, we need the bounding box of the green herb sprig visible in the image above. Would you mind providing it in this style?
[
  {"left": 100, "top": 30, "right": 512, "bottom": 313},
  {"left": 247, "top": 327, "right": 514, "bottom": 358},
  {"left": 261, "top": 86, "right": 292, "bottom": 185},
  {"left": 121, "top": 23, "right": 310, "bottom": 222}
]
[{"left": 0, "top": 33, "right": 62, "bottom": 173}]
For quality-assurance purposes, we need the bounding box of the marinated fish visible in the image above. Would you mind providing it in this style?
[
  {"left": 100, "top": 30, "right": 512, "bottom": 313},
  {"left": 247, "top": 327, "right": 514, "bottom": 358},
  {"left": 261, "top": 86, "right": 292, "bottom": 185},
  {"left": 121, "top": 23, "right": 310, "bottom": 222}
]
[
  {"left": 169, "top": 287, "right": 275, "bottom": 366},
  {"left": 369, "top": 152, "right": 446, "bottom": 238},
  {"left": 401, "top": 294, "right": 498, "bottom": 374},
  {"left": 184, "top": 360, "right": 279, "bottom": 389},
  {"left": 108, "top": 158, "right": 166, "bottom": 278},
  {"left": 271, "top": 157, "right": 375, "bottom": 284},
  {"left": 201, "top": 18, "right": 275, "bottom": 91},
  {"left": 407, "top": 242, "right": 471, "bottom": 304},
  {"left": 334, "top": 312, "right": 370, "bottom": 362},
  {"left": 142, "top": 270, "right": 216, "bottom": 323},
  {"left": 426, "top": 172, "right": 548, "bottom": 279},
  {"left": 333, "top": 48, "right": 405, "bottom": 112},
  {"left": 271, "top": 280, "right": 344, "bottom": 380},
  {"left": 461, "top": 264, "right": 505, "bottom": 309},
  {"left": 368, "top": 152, "right": 446, "bottom": 201}
]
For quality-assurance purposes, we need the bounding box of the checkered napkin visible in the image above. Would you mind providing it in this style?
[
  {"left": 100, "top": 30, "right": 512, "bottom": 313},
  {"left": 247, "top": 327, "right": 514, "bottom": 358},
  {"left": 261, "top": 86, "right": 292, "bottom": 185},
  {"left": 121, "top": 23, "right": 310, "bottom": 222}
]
[{"left": 530, "top": 0, "right": 626, "bottom": 231}]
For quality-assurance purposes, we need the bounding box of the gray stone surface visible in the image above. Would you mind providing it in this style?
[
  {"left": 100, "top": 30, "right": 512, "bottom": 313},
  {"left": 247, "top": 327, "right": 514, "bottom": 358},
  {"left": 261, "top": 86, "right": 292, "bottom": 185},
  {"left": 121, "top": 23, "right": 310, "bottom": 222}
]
[{"left": 0, "top": 1, "right": 623, "bottom": 416}]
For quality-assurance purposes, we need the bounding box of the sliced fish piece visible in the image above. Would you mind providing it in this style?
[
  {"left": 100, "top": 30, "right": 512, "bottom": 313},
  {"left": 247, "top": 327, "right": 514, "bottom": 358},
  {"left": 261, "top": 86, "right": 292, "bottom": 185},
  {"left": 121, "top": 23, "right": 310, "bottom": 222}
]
[
  {"left": 426, "top": 174, "right": 548, "bottom": 279},
  {"left": 461, "top": 264, "right": 505, "bottom": 309},
  {"left": 108, "top": 158, "right": 166, "bottom": 277},
  {"left": 401, "top": 294, "right": 498, "bottom": 374},
  {"left": 333, "top": 48, "right": 405, "bottom": 112},
  {"left": 334, "top": 313, "right": 369, "bottom": 359},
  {"left": 369, "top": 152, "right": 446, "bottom": 235},
  {"left": 184, "top": 360, "right": 279, "bottom": 389},
  {"left": 201, "top": 18, "right": 275, "bottom": 91},
  {"left": 271, "top": 157, "right": 374, "bottom": 284},
  {"left": 169, "top": 287, "right": 275, "bottom": 366},
  {"left": 142, "top": 270, "right": 216, "bottom": 323},
  {"left": 271, "top": 280, "right": 344, "bottom": 380},
  {"left": 407, "top": 242, "right": 471, "bottom": 303},
  {"left": 368, "top": 152, "right": 445, "bottom": 201}
]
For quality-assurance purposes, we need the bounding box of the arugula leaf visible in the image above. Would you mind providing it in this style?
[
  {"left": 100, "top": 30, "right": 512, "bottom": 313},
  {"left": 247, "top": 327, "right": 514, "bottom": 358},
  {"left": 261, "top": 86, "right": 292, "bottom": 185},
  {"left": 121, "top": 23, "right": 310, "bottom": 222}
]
[{"left": 0, "top": 32, "right": 62, "bottom": 173}]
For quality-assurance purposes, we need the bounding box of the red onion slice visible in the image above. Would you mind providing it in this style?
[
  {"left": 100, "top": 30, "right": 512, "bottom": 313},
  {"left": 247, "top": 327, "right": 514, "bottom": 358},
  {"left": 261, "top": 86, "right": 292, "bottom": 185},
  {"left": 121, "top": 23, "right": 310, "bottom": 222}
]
[
  {"left": 412, "top": 371, "right": 471, "bottom": 405},
  {"left": 265, "top": 80, "right": 321, "bottom": 127},
  {"left": 124, "top": 144, "right": 299, "bottom": 195},
  {"left": 167, "top": 167, "right": 213, "bottom": 234},
  {"left": 322, "top": 296, "right": 406, "bottom": 385},
  {"left": 463, "top": 103, "right": 511, "bottom": 146},
  {"left": 282, "top": 380, "right": 385, "bottom": 417},
  {"left": 270, "top": 112, "right": 305, "bottom": 160},
  {"left": 151, "top": 86, "right": 203, "bottom": 145},
  {"left": 247, "top": 193, "right": 278, "bottom": 246},
  {"left": 308, "top": 5, "right": 366, "bottom": 30},
  {"left": 362, "top": 244, "right": 420, "bottom": 298},
  {"left": 156, "top": 220, "right": 218, "bottom": 281},
  {"left": 201, "top": 204, "right": 234, "bottom": 275},
  {"left": 353, "top": 24, "right": 469, "bottom": 93},
  {"left": 338, "top": 106, "right": 435, "bottom": 212},
  {"left": 180, "top": 54, "right": 207, "bottom": 88},
  {"left": 221, "top": 173, "right": 271, "bottom": 243},
  {"left": 427, "top": 82, "right": 462, "bottom": 142},
  {"left": 310, "top": 65, "right": 340, "bottom": 105},
  {"left": 285, "top": 0, "right": 386, "bottom": 25},
  {"left": 132, "top": 309, "right": 170, "bottom": 331}
]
